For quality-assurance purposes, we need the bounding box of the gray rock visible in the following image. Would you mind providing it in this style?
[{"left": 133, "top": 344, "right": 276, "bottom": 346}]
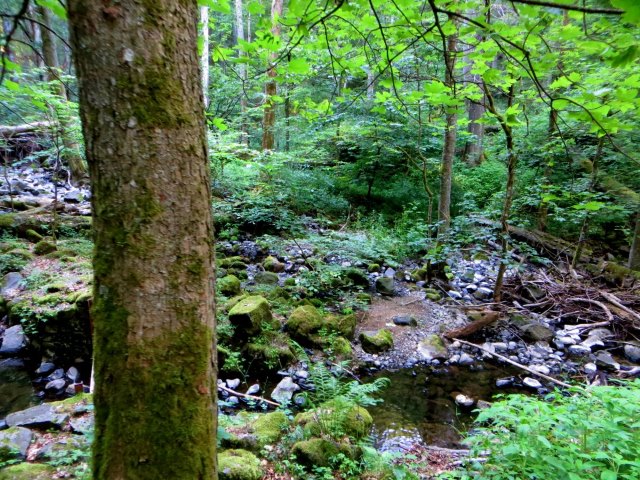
[
  {"left": 294, "top": 370, "right": 309, "bottom": 380},
  {"left": 623, "top": 343, "right": 640, "bottom": 363},
  {"left": 6, "top": 404, "right": 69, "bottom": 429},
  {"left": 454, "top": 394, "right": 475, "bottom": 408},
  {"left": 0, "top": 427, "right": 33, "bottom": 459},
  {"left": 0, "top": 325, "right": 27, "bottom": 356},
  {"left": 36, "top": 435, "right": 89, "bottom": 460},
  {"left": 581, "top": 337, "right": 604, "bottom": 349},
  {"left": 254, "top": 271, "right": 279, "bottom": 285},
  {"left": 47, "top": 368, "right": 65, "bottom": 381},
  {"left": 63, "top": 190, "right": 84, "bottom": 203},
  {"left": 529, "top": 365, "right": 550, "bottom": 376},
  {"left": 270, "top": 377, "right": 300, "bottom": 404},
  {"left": 417, "top": 335, "right": 448, "bottom": 361},
  {"left": 496, "top": 377, "right": 514, "bottom": 388},
  {"left": 246, "top": 384, "right": 260, "bottom": 396},
  {"left": 568, "top": 345, "right": 591, "bottom": 356},
  {"left": 459, "top": 353, "right": 474, "bottom": 365},
  {"left": 227, "top": 396, "right": 239, "bottom": 406},
  {"left": 523, "top": 377, "right": 543, "bottom": 389},
  {"left": 66, "top": 367, "right": 81, "bottom": 383},
  {"left": 392, "top": 315, "right": 417, "bottom": 327},
  {"left": 588, "top": 328, "right": 614, "bottom": 340},
  {"left": 375, "top": 277, "right": 395, "bottom": 296},
  {"left": 383, "top": 267, "right": 396, "bottom": 278},
  {"left": 35, "top": 362, "right": 56, "bottom": 375},
  {"left": 448, "top": 290, "right": 462, "bottom": 300},
  {"left": 521, "top": 324, "right": 554, "bottom": 342},
  {"left": 595, "top": 352, "right": 619, "bottom": 371},
  {"left": 476, "top": 400, "right": 492, "bottom": 410},
  {"left": 473, "top": 287, "right": 493, "bottom": 300},
  {"left": 1, "top": 272, "right": 23, "bottom": 294},
  {"left": 45, "top": 378, "right": 67, "bottom": 392},
  {"left": 583, "top": 363, "right": 597, "bottom": 375},
  {"left": 226, "top": 378, "right": 241, "bottom": 390},
  {"left": 461, "top": 268, "right": 476, "bottom": 283},
  {"left": 0, "top": 358, "right": 24, "bottom": 369},
  {"left": 492, "top": 342, "right": 508, "bottom": 352},
  {"left": 556, "top": 336, "right": 577, "bottom": 346},
  {"left": 464, "top": 284, "right": 478, "bottom": 293}
]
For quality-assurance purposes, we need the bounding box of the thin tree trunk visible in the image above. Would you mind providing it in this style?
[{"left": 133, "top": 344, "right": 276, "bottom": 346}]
[
  {"left": 29, "top": 5, "right": 44, "bottom": 70},
  {"left": 629, "top": 212, "right": 640, "bottom": 271},
  {"left": 200, "top": 6, "right": 210, "bottom": 109},
  {"left": 437, "top": 21, "right": 458, "bottom": 239},
  {"left": 261, "top": 0, "right": 284, "bottom": 151},
  {"left": 38, "top": 5, "right": 88, "bottom": 184},
  {"left": 235, "top": 0, "right": 249, "bottom": 145},
  {"left": 67, "top": 1, "right": 217, "bottom": 478}
]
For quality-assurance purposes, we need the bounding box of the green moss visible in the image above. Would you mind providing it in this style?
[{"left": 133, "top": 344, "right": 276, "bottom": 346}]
[
  {"left": 224, "top": 294, "right": 248, "bottom": 312},
  {"left": 295, "top": 400, "right": 372, "bottom": 440},
  {"left": 411, "top": 267, "right": 428, "bottom": 282},
  {"left": 0, "top": 214, "right": 16, "bottom": 230},
  {"left": 33, "top": 241, "right": 56, "bottom": 255},
  {"left": 218, "top": 256, "right": 245, "bottom": 268},
  {"left": 291, "top": 438, "right": 355, "bottom": 468},
  {"left": 284, "top": 278, "right": 296, "bottom": 287},
  {"left": 325, "top": 313, "right": 356, "bottom": 340},
  {"left": 331, "top": 336, "right": 353, "bottom": 358},
  {"left": 218, "top": 449, "right": 262, "bottom": 480},
  {"left": 218, "top": 275, "right": 241, "bottom": 297},
  {"left": 367, "top": 263, "right": 381, "bottom": 273},
  {"left": 245, "top": 331, "right": 294, "bottom": 370},
  {"left": 359, "top": 329, "right": 394, "bottom": 354},
  {"left": 424, "top": 288, "right": 442, "bottom": 302},
  {"left": 343, "top": 268, "right": 369, "bottom": 287},
  {"left": 262, "top": 256, "right": 284, "bottom": 272},
  {"left": 227, "top": 296, "right": 275, "bottom": 337},
  {"left": 253, "top": 411, "right": 289, "bottom": 446},
  {"left": 286, "top": 305, "right": 323, "bottom": 345},
  {"left": 24, "top": 229, "right": 43, "bottom": 243},
  {"left": 254, "top": 271, "right": 279, "bottom": 285},
  {"left": 0, "top": 463, "right": 56, "bottom": 480}
]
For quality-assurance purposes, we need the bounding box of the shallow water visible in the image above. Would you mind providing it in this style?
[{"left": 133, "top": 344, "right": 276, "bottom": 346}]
[
  {"left": 0, "top": 367, "right": 37, "bottom": 418},
  {"left": 367, "top": 364, "right": 521, "bottom": 451}
]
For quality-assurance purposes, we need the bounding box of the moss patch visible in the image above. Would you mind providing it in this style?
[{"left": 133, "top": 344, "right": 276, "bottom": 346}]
[
  {"left": 33, "top": 241, "right": 56, "bottom": 255},
  {"left": 218, "top": 275, "right": 241, "bottom": 297},
  {"left": 285, "top": 305, "right": 323, "bottom": 345},
  {"left": 218, "top": 449, "right": 262, "bottom": 480},
  {"left": 228, "top": 296, "right": 275, "bottom": 338},
  {"left": 359, "top": 329, "right": 394, "bottom": 354},
  {"left": 0, "top": 463, "right": 56, "bottom": 480}
]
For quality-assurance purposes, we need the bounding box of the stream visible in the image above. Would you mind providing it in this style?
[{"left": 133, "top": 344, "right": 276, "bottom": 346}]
[{"left": 367, "top": 364, "right": 522, "bottom": 451}]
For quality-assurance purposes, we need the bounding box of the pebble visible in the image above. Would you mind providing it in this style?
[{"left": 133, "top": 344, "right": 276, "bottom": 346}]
[
  {"left": 529, "top": 365, "right": 550, "bottom": 376},
  {"left": 496, "top": 377, "right": 513, "bottom": 388},
  {"left": 568, "top": 345, "right": 591, "bottom": 356},
  {"left": 523, "top": 377, "right": 543, "bottom": 389},
  {"left": 583, "top": 363, "right": 597, "bottom": 375},
  {"left": 459, "top": 353, "right": 474, "bottom": 365},
  {"left": 246, "top": 384, "right": 260, "bottom": 395}
]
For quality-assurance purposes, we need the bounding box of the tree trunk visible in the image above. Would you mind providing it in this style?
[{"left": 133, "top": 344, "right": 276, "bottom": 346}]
[
  {"left": 437, "top": 23, "right": 458, "bottom": 239},
  {"left": 38, "top": 5, "right": 88, "bottom": 185},
  {"left": 261, "top": 0, "right": 284, "bottom": 151},
  {"left": 67, "top": 2, "right": 217, "bottom": 479},
  {"left": 200, "top": 6, "right": 210, "bottom": 109},
  {"left": 235, "top": 0, "right": 249, "bottom": 145},
  {"left": 629, "top": 212, "right": 640, "bottom": 271},
  {"left": 462, "top": 97, "right": 485, "bottom": 166}
]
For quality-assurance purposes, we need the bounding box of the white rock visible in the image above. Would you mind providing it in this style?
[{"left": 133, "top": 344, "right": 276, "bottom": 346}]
[
  {"left": 523, "top": 377, "right": 543, "bottom": 389},
  {"left": 455, "top": 394, "right": 475, "bottom": 408}
]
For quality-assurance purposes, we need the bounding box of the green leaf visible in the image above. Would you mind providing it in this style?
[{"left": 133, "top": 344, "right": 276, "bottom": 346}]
[
  {"left": 573, "top": 201, "right": 606, "bottom": 211},
  {"left": 211, "top": 117, "right": 228, "bottom": 131},
  {"left": 288, "top": 58, "right": 310, "bottom": 75},
  {"left": 601, "top": 470, "right": 617, "bottom": 480},
  {"left": 611, "top": 0, "right": 640, "bottom": 24},
  {"left": 35, "top": 0, "right": 67, "bottom": 19}
]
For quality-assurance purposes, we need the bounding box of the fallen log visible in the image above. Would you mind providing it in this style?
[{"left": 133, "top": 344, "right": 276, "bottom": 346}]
[
  {"left": 444, "top": 310, "right": 500, "bottom": 339},
  {"left": 0, "top": 121, "right": 56, "bottom": 137}
]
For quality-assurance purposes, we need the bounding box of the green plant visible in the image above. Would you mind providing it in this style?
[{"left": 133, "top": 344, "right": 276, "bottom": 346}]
[
  {"left": 46, "top": 431, "right": 93, "bottom": 480},
  {"left": 451, "top": 381, "right": 640, "bottom": 480}
]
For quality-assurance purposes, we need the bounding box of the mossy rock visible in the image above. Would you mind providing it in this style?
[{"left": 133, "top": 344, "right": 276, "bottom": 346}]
[
  {"left": 359, "top": 329, "right": 393, "bottom": 354},
  {"left": 254, "top": 271, "right": 279, "bottom": 285},
  {"left": 218, "top": 256, "right": 245, "bottom": 268},
  {"left": 331, "top": 336, "right": 353, "bottom": 359},
  {"left": 262, "top": 256, "right": 284, "bottom": 273},
  {"left": 224, "top": 294, "right": 249, "bottom": 313},
  {"left": 325, "top": 313, "right": 357, "bottom": 340},
  {"left": 294, "top": 400, "right": 373, "bottom": 439},
  {"left": 253, "top": 411, "right": 289, "bottom": 446},
  {"left": 228, "top": 296, "right": 275, "bottom": 338},
  {"left": 411, "top": 267, "right": 428, "bottom": 282},
  {"left": 33, "top": 241, "right": 56, "bottom": 256},
  {"left": 0, "top": 463, "right": 56, "bottom": 480},
  {"left": 424, "top": 288, "right": 442, "bottom": 302},
  {"left": 343, "top": 268, "right": 369, "bottom": 287},
  {"left": 367, "top": 263, "right": 380, "bottom": 273},
  {"left": 356, "top": 292, "right": 372, "bottom": 305},
  {"left": 283, "top": 277, "right": 296, "bottom": 287},
  {"left": 24, "top": 230, "right": 43, "bottom": 243},
  {"left": 218, "top": 275, "right": 242, "bottom": 297},
  {"left": 291, "top": 438, "right": 356, "bottom": 468},
  {"left": 285, "top": 305, "right": 323, "bottom": 345},
  {"left": 375, "top": 277, "right": 394, "bottom": 296},
  {"left": 245, "top": 332, "right": 295, "bottom": 370},
  {"left": 218, "top": 449, "right": 263, "bottom": 480}
]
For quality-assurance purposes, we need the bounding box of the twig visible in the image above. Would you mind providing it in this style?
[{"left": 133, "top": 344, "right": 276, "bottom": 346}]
[
  {"left": 218, "top": 385, "right": 280, "bottom": 407},
  {"left": 453, "top": 338, "right": 575, "bottom": 389},
  {"left": 568, "top": 297, "right": 614, "bottom": 323},
  {"left": 565, "top": 321, "right": 614, "bottom": 331}
]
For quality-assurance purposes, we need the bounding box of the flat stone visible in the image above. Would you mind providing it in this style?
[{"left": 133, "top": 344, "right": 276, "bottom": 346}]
[
  {"left": 35, "top": 362, "right": 56, "bottom": 375},
  {"left": 392, "top": 315, "right": 417, "bottom": 327},
  {"left": 1, "top": 272, "right": 23, "bottom": 295},
  {"left": 556, "top": 336, "right": 576, "bottom": 346},
  {"left": 448, "top": 290, "right": 462, "bottom": 300},
  {"left": 473, "top": 287, "right": 493, "bottom": 300},
  {"left": 454, "top": 394, "right": 475, "bottom": 408},
  {"left": 581, "top": 337, "right": 604, "bottom": 349},
  {"left": 529, "top": 365, "right": 550, "bottom": 376},
  {"left": 0, "top": 325, "right": 27, "bottom": 356},
  {"left": 6, "top": 404, "right": 69, "bottom": 430},
  {"left": 45, "top": 378, "right": 66, "bottom": 392},
  {"left": 588, "top": 328, "right": 614, "bottom": 340},
  {"left": 568, "top": 345, "right": 591, "bottom": 356},
  {"left": 496, "top": 377, "right": 514, "bottom": 388},
  {"left": 523, "top": 377, "right": 543, "bottom": 389},
  {"left": 595, "top": 352, "right": 619, "bottom": 371},
  {"left": 270, "top": 377, "right": 300, "bottom": 405},
  {"left": 521, "top": 324, "right": 554, "bottom": 342},
  {"left": 375, "top": 277, "right": 395, "bottom": 296},
  {"left": 0, "top": 427, "right": 33, "bottom": 459},
  {"left": 459, "top": 352, "right": 474, "bottom": 365},
  {"left": 417, "top": 335, "right": 448, "bottom": 361}
]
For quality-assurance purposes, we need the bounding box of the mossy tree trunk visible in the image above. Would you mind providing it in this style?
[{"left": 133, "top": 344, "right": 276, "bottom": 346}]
[
  {"left": 261, "top": 0, "right": 284, "bottom": 151},
  {"left": 67, "top": 2, "right": 217, "bottom": 479}
]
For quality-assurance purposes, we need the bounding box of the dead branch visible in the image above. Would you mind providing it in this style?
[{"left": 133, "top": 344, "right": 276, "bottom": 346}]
[
  {"left": 218, "top": 385, "right": 280, "bottom": 407},
  {"left": 453, "top": 338, "right": 575, "bottom": 389},
  {"left": 600, "top": 291, "right": 640, "bottom": 323},
  {"left": 444, "top": 311, "right": 500, "bottom": 339},
  {"left": 567, "top": 297, "right": 614, "bottom": 323}
]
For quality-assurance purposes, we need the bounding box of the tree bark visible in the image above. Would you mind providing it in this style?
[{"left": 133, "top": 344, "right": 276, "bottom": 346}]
[
  {"left": 437, "top": 22, "right": 458, "bottom": 239},
  {"left": 200, "top": 6, "right": 210, "bottom": 109},
  {"left": 261, "top": 0, "right": 284, "bottom": 151},
  {"left": 67, "top": 2, "right": 217, "bottom": 479},
  {"left": 628, "top": 212, "right": 640, "bottom": 271}
]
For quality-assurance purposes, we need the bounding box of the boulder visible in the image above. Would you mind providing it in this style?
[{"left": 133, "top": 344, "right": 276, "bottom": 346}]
[
  {"left": 285, "top": 305, "right": 323, "bottom": 345},
  {"left": 0, "top": 427, "right": 33, "bottom": 461},
  {"left": 417, "top": 335, "right": 448, "bottom": 361},
  {"left": 325, "top": 313, "right": 356, "bottom": 339},
  {"left": 218, "top": 275, "right": 242, "bottom": 297},
  {"left": 294, "top": 400, "right": 373, "bottom": 439},
  {"left": 0, "top": 325, "right": 26, "bottom": 356},
  {"left": 1, "top": 273, "right": 23, "bottom": 295},
  {"left": 218, "top": 449, "right": 263, "bottom": 480},
  {"left": 520, "top": 323, "right": 554, "bottom": 342},
  {"left": 623, "top": 343, "right": 640, "bottom": 363},
  {"left": 0, "top": 463, "right": 56, "bottom": 480},
  {"left": 375, "top": 277, "right": 394, "bottom": 296},
  {"left": 254, "top": 271, "right": 279, "bottom": 285},
  {"left": 33, "top": 240, "right": 56, "bottom": 255},
  {"left": 423, "top": 288, "right": 442, "bottom": 302},
  {"left": 359, "top": 329, "right": 393, "bottom": 354},
  {"left": 5, "top": 404, "right": 69, "bottom": 430},
  {"left": 392, "top": 315, "right": 417, "bottom": 327},
  {"left": 291, "top": 438, "right": 356, "bottom": 468},
  {"left": 228, "top": 296, "right": 275, "bottom": 338},
  {"left": 343, "top": 268, "right": 369, "bottom": 287},
  {"left": 270, "top": 377, "right": 300, "bottom": 405},
  {"left": 253, "top": 411, "right": 289, "bottom": 446},
  {"left": 262, "top": 256, "right": 285, "bottom": 273}
]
